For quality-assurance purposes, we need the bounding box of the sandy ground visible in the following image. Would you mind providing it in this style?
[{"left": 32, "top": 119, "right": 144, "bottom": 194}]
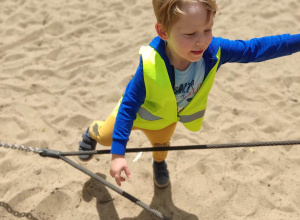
[{"left": 1, "top": 0, "right": 300, "bottom": 219}]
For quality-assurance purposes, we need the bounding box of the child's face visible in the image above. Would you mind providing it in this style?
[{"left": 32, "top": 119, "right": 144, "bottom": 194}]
[{"left": 165, "top": 2, "right": 214, "bottom": 70}]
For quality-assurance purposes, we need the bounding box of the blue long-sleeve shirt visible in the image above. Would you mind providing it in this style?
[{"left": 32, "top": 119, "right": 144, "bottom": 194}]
[{"left": 111, "top": 34, "right": 300, "bottom": 155}]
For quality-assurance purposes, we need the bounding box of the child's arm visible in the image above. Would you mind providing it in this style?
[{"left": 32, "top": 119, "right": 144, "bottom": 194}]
[
  {"left": 217, "top": 34, "right": 300, "bottom": 64},
  {"left": 111, "top": 58, "right": 146, "bottom": 154},
  {"left": 109, "top": 58, "right": 146, "bottom": 186}
]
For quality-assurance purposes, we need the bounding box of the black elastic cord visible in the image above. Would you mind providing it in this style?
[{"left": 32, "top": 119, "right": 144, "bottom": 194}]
[
  {"left": 60, "top": 140, "right": 300, "bottom": 157},
  {"left": 38, "top": 139, "right": 300, "bottom": 220}
]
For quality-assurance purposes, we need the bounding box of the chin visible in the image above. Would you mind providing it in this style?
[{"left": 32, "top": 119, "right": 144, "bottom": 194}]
[{"left": 189, "top": 56, "right": 203, "bottom": 62}]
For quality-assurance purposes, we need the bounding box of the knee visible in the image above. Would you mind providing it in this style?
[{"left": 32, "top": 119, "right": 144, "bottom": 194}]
[{"left": 88, "top": 121, "right": 112, "bottom": 146}]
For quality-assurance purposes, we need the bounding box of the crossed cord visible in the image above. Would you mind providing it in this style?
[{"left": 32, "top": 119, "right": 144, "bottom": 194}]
[{"left": 2, "top": 140, "right": 300, "bottom": 219}]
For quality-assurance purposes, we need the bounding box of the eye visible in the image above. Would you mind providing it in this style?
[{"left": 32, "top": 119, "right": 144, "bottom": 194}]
[
  {"left": 205, "top": 29, "right": 212, "bottom": 33},
  {"left": 186, "top": 32, "right": 195, "bottom": 36}
]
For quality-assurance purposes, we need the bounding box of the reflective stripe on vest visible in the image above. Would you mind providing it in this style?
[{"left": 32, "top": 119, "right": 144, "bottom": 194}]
[
  {"left": 138, "top": 107, "right": 163, "bottom": 121},
  {"left": 138, "top": 107, "right": 205, "bottom": 123},
  {"left": 179, "top": 109, "right": 206, "bottom": 123}
]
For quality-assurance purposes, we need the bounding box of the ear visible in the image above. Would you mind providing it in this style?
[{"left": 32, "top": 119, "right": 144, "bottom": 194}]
[{"left": 155, "top": 22, "right": 168, "bottom": 40}]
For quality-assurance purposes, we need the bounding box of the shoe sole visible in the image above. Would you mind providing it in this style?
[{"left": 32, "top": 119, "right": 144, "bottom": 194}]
[
  {"left": 78, "top": 154, "right": 94, "bottom": 162},
  {"left": 154, "top": 178, "right": 170, "bottom": 188}
]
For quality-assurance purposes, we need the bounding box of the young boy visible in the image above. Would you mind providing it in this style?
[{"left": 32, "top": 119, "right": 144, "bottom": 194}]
[{"left": 78, "top": 0, "right": 300, "bottom": 188}]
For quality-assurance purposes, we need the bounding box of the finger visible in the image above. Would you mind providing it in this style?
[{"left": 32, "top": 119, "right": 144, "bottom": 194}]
[
  {"left": 120, "top": 176, "right": 126, "bottom": 182},
  {"left": 124, "top": 167, "right": 132, "bottom": 178},
  {"left": 110, "top": 170, "right": 115, "bottom": 178},
  {"left": 114, "top": 174, "right": 121, "bottom": 186}
]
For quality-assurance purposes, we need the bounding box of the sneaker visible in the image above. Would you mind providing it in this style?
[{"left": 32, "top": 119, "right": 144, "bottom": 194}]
[
  {"left": 153, "top": 160, "right": 170, "bottom": 188},
  {"left": 78, "top": 129, "right": 97, "bottom": 161}
]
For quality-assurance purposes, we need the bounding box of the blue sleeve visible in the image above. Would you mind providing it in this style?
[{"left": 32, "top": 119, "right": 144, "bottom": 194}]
[
  {"left": 219, "top": 34, "right": 300, "bottom": 64},
  {"left": 110, "top": 57, "right": 146, "bottom": 155}
]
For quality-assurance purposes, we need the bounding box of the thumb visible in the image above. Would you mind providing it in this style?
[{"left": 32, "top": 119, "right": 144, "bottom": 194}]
[{"left": 124, "top": 166, "right": 132, "bottom": 178}]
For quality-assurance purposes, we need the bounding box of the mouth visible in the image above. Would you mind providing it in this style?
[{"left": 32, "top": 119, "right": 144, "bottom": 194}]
[{"left": 191, "top": 50, "right": 204, "bottom": 55}]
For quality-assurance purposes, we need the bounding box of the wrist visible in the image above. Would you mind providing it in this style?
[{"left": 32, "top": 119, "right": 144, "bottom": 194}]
[{"left": 111, "top": 154, "right": 124, "bottom": 160}]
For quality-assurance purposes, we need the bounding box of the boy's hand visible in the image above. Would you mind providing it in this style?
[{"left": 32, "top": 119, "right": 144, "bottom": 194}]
[{"left": 110, "top": 154, "right": 131, "bottom": 186}]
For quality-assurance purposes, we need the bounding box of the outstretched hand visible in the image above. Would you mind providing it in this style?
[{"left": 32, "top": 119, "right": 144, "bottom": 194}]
[{"left": 110, "top": 154, "right": 132, "bottom": 186}]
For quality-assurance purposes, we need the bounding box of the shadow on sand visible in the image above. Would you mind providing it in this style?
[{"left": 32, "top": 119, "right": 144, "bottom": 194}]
[{"left": 82, "top": 173, "right": 198, "bottom": 220}]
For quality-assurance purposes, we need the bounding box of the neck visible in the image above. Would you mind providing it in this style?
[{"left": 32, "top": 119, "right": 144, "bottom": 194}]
[{"left": 165, "top": 44, "right": 190, "bottom": 71}]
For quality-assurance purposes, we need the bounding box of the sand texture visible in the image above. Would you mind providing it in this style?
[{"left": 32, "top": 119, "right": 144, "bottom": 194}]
[{"left": 1, "top": 0, "right": 300, "bottom": 219}]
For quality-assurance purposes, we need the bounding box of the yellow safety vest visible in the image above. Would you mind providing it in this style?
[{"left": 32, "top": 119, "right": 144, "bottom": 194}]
[{"left": 113, "top": 46, "right": 221, "bottom": 131}]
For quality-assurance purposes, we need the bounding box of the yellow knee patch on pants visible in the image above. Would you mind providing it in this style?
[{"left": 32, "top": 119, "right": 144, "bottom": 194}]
[
  {"left": 89, "top": 121, "right": 105, "bottom": 143},
  {"left": 153, "top": 141, "right": 170, "bottom": 162}
]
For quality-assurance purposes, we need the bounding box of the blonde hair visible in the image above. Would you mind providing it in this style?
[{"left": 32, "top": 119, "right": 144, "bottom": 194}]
[{"left": 152, "top": 0, "right": 218, "bottom": 33}]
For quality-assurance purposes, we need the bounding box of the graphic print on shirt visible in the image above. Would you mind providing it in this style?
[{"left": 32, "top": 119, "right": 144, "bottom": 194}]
[{"left": 174, "top": 59, "right": 206, "bottom": 112}]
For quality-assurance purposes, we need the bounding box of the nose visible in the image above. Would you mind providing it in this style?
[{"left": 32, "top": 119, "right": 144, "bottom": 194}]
[
  {"left": 195, "top": 34, "right": 204, "bottom": 46},
  {"left": 195, "top": 39, "right": 203, "bottom": 47}
]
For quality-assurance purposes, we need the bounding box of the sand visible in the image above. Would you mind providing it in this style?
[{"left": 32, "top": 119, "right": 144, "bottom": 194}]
[{"left": 1, "top": 0, "right": 300, "bottom": 219}]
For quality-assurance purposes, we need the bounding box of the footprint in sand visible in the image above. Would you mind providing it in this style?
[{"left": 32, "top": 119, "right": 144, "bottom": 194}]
[
  {"left": 228, "top": 184, "right": 260, "bottom": 217},
  {"left": 34, "top": 189, "right": 72, "bottom": 219}
]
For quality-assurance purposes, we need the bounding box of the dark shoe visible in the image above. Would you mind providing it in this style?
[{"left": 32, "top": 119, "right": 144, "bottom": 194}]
[
  {"left": 153, "top": 160, "right": 170, "bottom": 188},
  {"left": 78, "top": 129, "right": 97, "bottom": 161}
]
